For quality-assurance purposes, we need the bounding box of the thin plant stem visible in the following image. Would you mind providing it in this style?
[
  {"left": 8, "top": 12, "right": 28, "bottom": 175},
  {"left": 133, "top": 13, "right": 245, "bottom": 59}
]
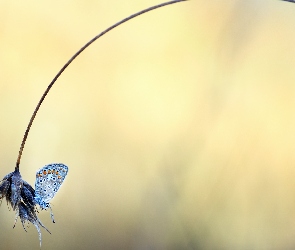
[{"left": 15, "top": 0, "right": 188, "bottom": 171}]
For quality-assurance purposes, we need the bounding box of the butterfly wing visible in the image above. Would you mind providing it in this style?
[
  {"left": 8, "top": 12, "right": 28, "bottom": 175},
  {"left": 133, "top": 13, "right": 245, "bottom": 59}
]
[{"left": 35, "top": 163, "right": 68, "bottom": 203}]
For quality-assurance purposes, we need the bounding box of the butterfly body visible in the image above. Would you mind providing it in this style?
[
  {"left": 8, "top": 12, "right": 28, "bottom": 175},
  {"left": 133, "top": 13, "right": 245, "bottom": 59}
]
[{"left": 34, "top": 163, "right": 68, "bottom": 221}]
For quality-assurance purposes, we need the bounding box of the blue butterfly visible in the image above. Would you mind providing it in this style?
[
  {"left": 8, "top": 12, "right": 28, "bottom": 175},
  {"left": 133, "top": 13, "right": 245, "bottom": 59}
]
[{"left": 34, "top": 163, "right": 68, "bottom": 222}]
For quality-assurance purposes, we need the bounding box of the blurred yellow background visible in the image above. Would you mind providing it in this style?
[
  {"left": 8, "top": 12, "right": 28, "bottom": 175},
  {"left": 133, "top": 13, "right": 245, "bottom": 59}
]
[{"left": 1, "top": 0, "right": 295, "bottom": 249}]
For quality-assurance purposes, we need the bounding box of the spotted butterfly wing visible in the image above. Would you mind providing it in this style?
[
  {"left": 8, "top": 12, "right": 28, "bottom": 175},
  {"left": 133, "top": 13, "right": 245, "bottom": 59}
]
[{"left": 34, "top": 163, "right": 68, "bottom": 220}]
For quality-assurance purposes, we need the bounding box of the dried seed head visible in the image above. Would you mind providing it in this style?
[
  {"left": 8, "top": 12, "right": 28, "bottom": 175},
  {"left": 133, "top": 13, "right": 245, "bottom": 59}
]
[{"left": 0, "top": 170, "right": 50, "bottom": 247}]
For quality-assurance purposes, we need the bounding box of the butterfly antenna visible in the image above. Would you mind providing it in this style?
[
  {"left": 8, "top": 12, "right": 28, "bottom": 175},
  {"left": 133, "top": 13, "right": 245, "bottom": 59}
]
[{"left": 14, "top": 0, "right": 188, "bottom": 172}]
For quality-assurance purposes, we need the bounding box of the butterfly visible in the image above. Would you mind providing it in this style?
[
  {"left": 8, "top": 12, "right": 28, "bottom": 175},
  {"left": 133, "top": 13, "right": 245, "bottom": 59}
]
[{"left": 34, "top": 163, "right": 68, "bottom": 222}]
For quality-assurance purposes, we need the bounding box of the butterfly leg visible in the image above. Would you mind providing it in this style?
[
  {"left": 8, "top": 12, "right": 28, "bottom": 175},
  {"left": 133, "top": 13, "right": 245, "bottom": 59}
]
[{"left": 48, "top": 204, "right": 55, "bottom": 223}]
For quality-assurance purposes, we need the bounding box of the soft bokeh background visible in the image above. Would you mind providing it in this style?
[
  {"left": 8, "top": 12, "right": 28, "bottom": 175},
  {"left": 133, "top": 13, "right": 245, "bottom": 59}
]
[{"left": 0, "top": 0, "right": 295, "bottom": 249}]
